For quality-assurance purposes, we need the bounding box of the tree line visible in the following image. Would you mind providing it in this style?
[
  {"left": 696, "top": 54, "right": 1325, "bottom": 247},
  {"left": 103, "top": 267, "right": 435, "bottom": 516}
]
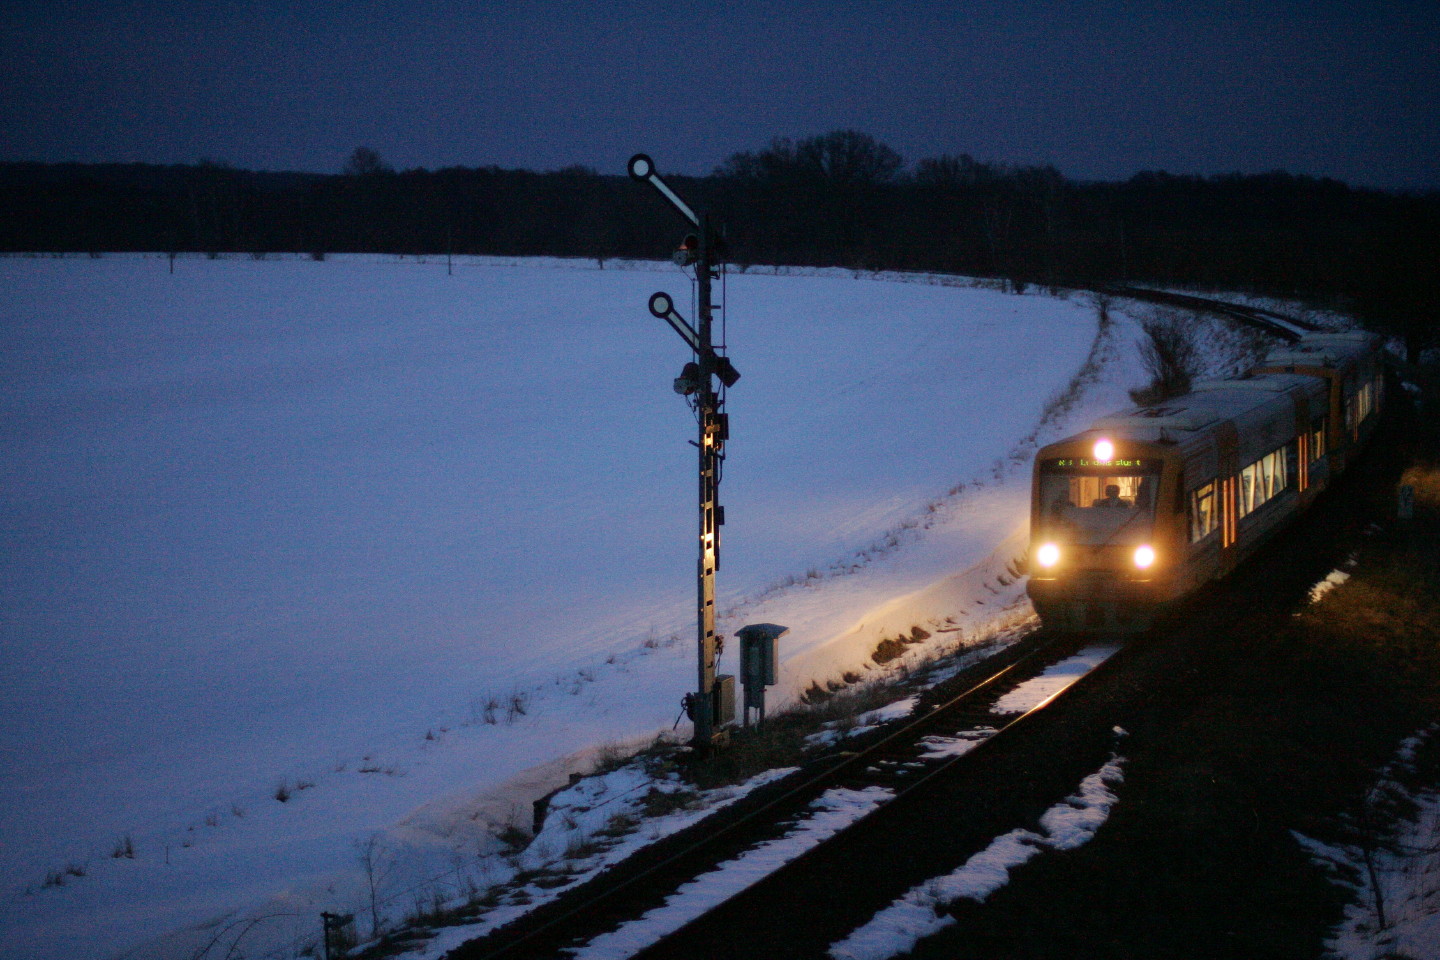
[{"left": 1, "top": 131, "right": 1435, "bottom": 359}]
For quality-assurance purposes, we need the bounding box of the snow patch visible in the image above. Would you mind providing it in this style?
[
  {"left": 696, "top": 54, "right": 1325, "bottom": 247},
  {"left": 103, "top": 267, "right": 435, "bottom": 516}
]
[
  {"left": 567, "top": 786, "right": 894, "bottom": 960},
  {"left": 828, "top": 756, "right": 1126, "bottom": 960},
  {"left": 990, "top": 645, "right": 1121, "bottom": 715}
]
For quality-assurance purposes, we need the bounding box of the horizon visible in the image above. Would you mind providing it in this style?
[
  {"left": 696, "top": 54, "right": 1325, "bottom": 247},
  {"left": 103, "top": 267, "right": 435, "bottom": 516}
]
[{"left": 3, "top": 147, "right": 1429, "bottom": 197}]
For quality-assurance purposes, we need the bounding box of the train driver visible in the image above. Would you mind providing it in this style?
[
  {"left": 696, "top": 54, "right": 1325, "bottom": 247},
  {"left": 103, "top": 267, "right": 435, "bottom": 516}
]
[{"left": 1094, "top": 484, "right": 1127, "bottom": 509}]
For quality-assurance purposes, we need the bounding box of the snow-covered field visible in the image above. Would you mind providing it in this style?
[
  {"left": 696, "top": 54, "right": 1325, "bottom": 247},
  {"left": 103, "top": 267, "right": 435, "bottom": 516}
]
[{"left": 1, "top": 255, "right": 1147, "bottom": 959}]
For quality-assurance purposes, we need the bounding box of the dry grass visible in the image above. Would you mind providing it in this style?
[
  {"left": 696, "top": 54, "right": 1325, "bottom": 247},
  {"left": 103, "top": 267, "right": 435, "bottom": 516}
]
[
  {"left": 1294, "top": 532, "right": 1440, "bottom": 689},
  {"left": 1399, "top": 462, "right": 1440, "bottom": 511}
]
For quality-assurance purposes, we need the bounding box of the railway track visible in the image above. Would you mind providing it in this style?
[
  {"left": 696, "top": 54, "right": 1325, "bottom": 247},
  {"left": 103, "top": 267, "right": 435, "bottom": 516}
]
[
  {"left": 1099, "top": 284, "right": 1322, "bottom": 341},
  {"left": 446, "top": 633, "right": 1136, "bottom": 960}
]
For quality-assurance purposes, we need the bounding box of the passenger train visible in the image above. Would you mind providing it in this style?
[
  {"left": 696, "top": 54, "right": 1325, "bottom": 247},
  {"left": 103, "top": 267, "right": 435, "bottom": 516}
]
[{"left": 1027, "top": 330, "right": 1387, "bottom": 632}]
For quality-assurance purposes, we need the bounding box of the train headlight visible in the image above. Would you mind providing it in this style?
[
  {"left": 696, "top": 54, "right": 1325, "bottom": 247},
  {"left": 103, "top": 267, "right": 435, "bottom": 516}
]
[
  {"left": 1134, "top": 544, "right": 1156, "bottom": 569},
  {"left": 1037, "top": 542, "right": 1061, "bottom": 568},
  {"left": 1093, "top": 439, "right": 1114, "bottom": 462}
]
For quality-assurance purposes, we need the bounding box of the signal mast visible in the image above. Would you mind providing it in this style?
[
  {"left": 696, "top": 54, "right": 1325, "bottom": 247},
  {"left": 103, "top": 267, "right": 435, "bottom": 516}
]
[{"left": 628, "top": 154, "right": 739, "bottom": 751}]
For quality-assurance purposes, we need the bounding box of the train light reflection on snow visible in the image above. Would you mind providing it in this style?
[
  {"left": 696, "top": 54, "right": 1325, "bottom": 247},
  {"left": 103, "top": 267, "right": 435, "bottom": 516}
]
[
  {"left": 1037, "top": 542, "right": 1061, "bottom": 568},
  {"left": 1093, "top": 439, "right": 1115, "bottom": 463},
  {"left": 1134, "top": 544, "right": 1156, "bottom": 569}
]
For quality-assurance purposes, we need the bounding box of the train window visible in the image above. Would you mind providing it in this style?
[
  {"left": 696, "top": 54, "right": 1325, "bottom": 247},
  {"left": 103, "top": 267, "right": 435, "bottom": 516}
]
[
  {"left": 1237, "top": 443, "right": 1292, "bottom": 519},
  {"left": 1239, "top": 463, "right": 1257, "bottom": 516},
  {"left": 1189, "top": 482, "right": 1217, "bottom": 543},
  {"left": 1357, "top": 378, "right": 1376, "bottom": 423},
  {"left": 1038, "top": 468, "right": 1160, "bottom": 545},
  {"left": 1311, "top": 417, "right": 1326, "bottom": 461}
]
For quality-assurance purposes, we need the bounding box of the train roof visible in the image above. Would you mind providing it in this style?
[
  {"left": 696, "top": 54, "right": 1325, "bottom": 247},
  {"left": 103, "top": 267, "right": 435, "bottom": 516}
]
[
  {"left": 1258, "top": 330, "right": 1380, "bottom": 371},
  {"left": 1083, "top": 373, "right": 1316, "bottom": 443},
  {"left": 1041, "top": 328, "right": 1382, "bottom": 457}
]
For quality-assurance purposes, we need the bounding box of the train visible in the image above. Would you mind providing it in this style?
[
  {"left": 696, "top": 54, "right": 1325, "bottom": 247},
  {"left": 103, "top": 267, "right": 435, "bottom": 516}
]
[{"left": 1027, "top": 329, "right": 1387, "bottom": 632}]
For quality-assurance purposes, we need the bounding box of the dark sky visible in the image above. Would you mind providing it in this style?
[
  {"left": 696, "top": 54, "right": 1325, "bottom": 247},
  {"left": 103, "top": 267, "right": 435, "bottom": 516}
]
[{"left": 2, "top": 0, "right": 1437, "bottom": 190}]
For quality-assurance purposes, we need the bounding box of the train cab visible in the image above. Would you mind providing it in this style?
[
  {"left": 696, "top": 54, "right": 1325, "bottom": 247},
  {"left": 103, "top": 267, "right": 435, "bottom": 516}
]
[{"left": 1028, "top": 434, "right": 1180, "bottom": 632}]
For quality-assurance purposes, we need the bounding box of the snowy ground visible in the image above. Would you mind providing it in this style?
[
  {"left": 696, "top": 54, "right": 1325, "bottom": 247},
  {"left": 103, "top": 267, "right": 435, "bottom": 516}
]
[
  {"left": 828, "top": 752, "right": 1127, "bottom": 960},
  {"left": 1296, "top": 729, "right": 1440, "bottom": 960},
  {"left": 0, "top": 255, "right": 1156, "bottom": 960}
]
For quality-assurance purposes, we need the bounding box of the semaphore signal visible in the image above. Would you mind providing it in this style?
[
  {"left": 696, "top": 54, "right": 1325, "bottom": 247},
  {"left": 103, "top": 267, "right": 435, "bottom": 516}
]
[{"left": 627, "top": 153, "right": 756, "bottom": 753}]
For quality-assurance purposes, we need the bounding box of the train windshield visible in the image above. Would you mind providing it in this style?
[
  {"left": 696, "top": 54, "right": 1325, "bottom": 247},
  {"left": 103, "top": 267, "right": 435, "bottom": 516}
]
[{"left": 1038, "top": 460, "right": 1160, "bottom": 546}]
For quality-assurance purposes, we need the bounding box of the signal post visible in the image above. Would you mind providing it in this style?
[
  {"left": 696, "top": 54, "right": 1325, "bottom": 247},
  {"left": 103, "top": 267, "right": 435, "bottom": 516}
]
[{"left": 629, "top": 155, "right": 738, "bottom": 751}]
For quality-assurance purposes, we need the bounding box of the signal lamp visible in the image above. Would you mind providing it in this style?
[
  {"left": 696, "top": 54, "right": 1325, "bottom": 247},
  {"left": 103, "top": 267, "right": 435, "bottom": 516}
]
[
  {"left": 1037, "top": 542, "right": 1061, "bottom": 568},
  {"left": 673, "top": 361, "right": 701, "bottom": 395},
  {"left": 673, "top": 233, "right": 699, "bottom": 267},
  {"left": 1134, "top": 544, "right": 1156, "bottom": 569}
]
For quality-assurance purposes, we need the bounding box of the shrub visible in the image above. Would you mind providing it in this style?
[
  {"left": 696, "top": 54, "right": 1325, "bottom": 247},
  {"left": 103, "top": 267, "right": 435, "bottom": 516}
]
[
  {"left": 1131, "top": 311, "right": 1200, "bottom": 404},
  {"left": 495, "top": 824, "right": 530, "bottom": 852}
]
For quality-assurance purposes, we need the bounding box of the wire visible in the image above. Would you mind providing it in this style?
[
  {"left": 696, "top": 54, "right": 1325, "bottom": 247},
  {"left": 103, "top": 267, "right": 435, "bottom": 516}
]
[{"left": 720, "top": 261, "right": 728, "bottom": 352}]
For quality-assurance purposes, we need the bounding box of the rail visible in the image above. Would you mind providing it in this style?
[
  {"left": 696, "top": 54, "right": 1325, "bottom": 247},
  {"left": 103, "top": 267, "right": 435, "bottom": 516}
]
[{"left": 1099, "top": 284, "right": 1321, "bottom": 341}]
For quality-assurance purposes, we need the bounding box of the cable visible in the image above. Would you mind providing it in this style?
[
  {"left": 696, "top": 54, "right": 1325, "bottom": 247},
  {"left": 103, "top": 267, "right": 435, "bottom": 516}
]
[{"left": 721, "top": 261, "right": 728, "bottom": 353}]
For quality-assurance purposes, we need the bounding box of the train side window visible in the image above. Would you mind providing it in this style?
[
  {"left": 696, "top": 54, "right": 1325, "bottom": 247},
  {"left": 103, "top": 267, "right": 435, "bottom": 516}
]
[
  {"left": 1238, "top": 444, "right": 1290, "bottom": 519},
  {"left": 1311, "top": 417, "right": 1326, "bottom": 461},
  {"left": 1239, "top": 462, "right": 1257, "bottom": 517},
  {"left": 1189, "top": 482, "right": 1217, "bottom": 542},
  {"left": 1269, "top": 444, "right": 1288, "bottom": 496},
  {"left": 1357, "top": 378, "right": 1376, "bottom": 422}
]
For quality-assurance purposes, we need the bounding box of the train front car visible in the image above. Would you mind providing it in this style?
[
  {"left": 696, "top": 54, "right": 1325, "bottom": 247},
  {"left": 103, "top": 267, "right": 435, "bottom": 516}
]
[
  {"left": 1026, "top": 329, "right": 1385, "bottom": 636},
  {"left": 1027, "top": 434, "right": 1181, "bottom": 632}
]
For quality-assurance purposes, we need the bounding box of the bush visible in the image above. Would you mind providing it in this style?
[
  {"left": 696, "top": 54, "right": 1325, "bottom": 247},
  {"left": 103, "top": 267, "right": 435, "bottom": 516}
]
[{"left": 1131, "top": 311, "right": 1200, "bottom": 405}]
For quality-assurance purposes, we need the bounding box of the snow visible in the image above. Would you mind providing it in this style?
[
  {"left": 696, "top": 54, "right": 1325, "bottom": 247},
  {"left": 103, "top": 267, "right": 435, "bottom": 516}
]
[
  {"left": 1307, "top": 554, "right": 1359, "bottom": 605},
  {"left": 0, "top": 254, "right": 1147, "bottom": 960},
  {"left": 567, "top": 786, "right": 895, "bottom": 960},
  {"left": 1308, "top": 569, "right": 1353, "bottom": 604},
  {"left": 918, "top": 729, "right": 997, "bottom": 760},
  {"left": 989, "top": 645, "right": 1121, "bottom": 715},
  {"left": 1295, "top": 723, "right": 1440, "bottom": 960},
  {"left": 827, "top": 756, "right": 1126, "bottom": 960},
  {"left": 399, "top": 764, "right": 799, "bottom": 960}
]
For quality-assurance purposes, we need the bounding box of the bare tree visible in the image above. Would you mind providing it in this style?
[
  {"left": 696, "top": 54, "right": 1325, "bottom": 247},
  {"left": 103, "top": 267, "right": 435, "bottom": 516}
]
[{"left": 354, "top": 833, "right": 394, "bottom": 937}]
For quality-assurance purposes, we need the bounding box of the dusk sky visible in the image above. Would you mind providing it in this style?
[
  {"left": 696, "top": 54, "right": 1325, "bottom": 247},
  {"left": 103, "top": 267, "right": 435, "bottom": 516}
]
[{"left": 2, "top": 0, "right": 1437, "bottom": 190}]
